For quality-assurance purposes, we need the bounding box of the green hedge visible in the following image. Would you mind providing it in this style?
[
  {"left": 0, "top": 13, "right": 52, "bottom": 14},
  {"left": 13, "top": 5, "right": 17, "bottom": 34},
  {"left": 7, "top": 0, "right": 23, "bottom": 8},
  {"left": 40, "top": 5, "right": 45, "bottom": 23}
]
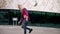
[{"left": 0, "top": 9, "right": 60, "bottom": 25}]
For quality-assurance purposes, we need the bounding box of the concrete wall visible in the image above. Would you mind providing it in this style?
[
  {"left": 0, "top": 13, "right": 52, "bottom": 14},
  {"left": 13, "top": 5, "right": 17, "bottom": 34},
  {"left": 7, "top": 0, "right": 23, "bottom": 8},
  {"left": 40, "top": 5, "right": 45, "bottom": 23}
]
[{"left": 0, "top": 0, "right": 60, "bottom": 13}]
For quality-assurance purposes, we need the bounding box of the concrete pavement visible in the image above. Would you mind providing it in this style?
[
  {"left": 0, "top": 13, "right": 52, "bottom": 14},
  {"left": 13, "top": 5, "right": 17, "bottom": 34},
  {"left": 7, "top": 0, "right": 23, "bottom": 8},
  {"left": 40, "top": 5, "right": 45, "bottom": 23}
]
[{"left": 0, "top": 25, "right": 60, "bottom": 34}]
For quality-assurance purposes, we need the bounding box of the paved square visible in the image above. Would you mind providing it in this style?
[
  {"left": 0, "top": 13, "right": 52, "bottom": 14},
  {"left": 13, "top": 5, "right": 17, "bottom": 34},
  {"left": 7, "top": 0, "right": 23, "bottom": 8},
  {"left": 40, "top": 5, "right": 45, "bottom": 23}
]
[{"left": 0, "top": 25, "right": 60, "bottom": 34}]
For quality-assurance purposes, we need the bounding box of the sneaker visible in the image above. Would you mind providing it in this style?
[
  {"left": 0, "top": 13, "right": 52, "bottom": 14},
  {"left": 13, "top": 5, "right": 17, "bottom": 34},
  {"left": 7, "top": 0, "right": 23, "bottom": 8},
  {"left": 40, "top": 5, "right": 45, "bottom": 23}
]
[{"left": 29, "top": 29, "right": 33, "bottom": 33}]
